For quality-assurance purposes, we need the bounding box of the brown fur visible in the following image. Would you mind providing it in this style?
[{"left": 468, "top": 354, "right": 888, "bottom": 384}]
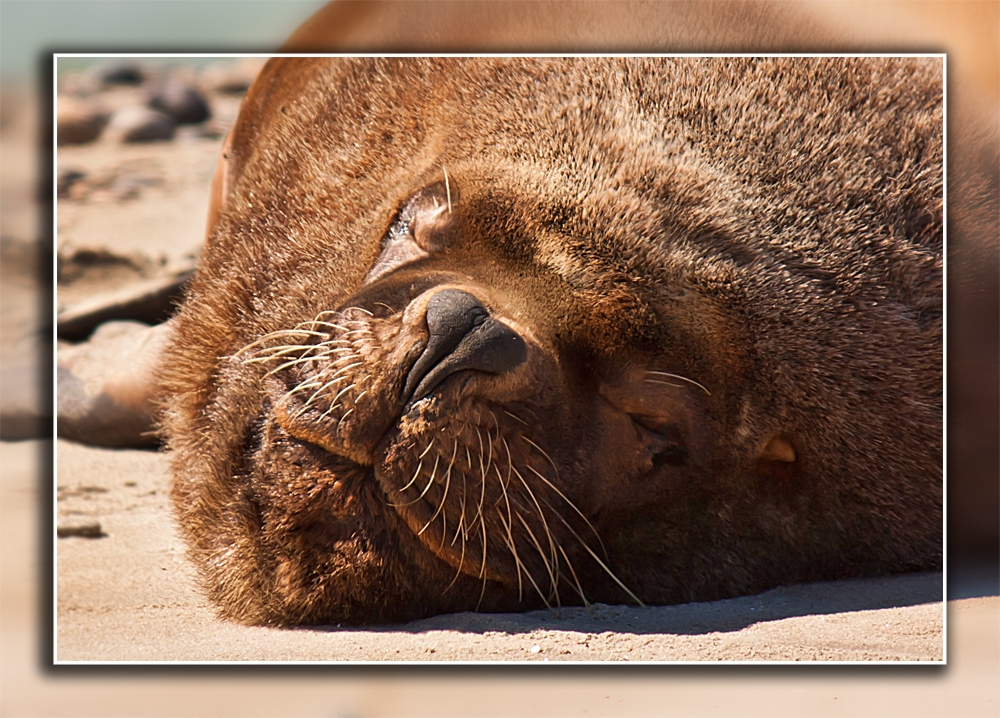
[
  {"left": 286, "top": 0, "right": 999, "bottom": 567},
  {"left": 161, "top": 57, "right": 943, "bottom": 626}
]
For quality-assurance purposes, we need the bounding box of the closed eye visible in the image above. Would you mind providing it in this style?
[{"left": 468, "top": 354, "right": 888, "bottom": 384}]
[
  {"left": 631, "top": 414, "right": 688, "bottom": 467},
  {"left": 364, "top": 182, "right": 453, "bottom": 285}
]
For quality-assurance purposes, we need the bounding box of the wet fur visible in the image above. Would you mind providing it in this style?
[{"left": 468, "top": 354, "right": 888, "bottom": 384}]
[{"left": 161, "top": 58, "right": 942, "bottom": 625}]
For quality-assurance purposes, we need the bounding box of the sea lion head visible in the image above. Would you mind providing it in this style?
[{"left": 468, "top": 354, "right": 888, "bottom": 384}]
[{"left": 163, "top": 58, "right": 942, "bottom": 625}]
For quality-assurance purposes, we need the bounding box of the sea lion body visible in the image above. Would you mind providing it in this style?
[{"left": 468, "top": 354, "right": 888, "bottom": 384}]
[{"left": 162, "top": 57, "right": 942, "bottom": 625}]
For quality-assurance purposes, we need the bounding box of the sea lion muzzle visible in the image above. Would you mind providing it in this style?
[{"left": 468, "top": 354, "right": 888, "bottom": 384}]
[{"left": 403, "top": 289, "right": 527, "bottom": 405}]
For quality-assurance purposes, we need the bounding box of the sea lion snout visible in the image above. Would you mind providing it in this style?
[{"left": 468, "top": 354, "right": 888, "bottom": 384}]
[{"left": 403, "top": 289, "right": 527, "bottom": 405}]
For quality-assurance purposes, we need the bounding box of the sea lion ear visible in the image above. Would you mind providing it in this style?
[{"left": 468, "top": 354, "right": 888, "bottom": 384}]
[
  {"left": 757, "top": 436, "right": 799, "bottom": 483},
  {"left": 364, "top": 181, "right": 457, "bottom": 284}
]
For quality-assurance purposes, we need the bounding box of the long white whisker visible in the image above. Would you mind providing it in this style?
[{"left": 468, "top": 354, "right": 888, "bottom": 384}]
[
  {"left": 510, "top": 464, "right": 560, "bottom": 598},
  {"left": 557, "top": 544, "right": 590, "bottom": 608},
  {"left": 645, "top": 371, "right": 711, "bottom": 396},
  {"left": 514, "top": 511, "right": 559, "bottom": 607},
  {"left": 557, "top": 514, "right": 644, "bottom": 607},
  {"left": 494, "top": 505, "right": 528, "bottom": 602}
]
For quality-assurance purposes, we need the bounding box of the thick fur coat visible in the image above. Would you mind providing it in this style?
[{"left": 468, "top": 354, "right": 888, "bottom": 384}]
[{"left": 162, "top": 58, "right": 942, "bottom": 625}]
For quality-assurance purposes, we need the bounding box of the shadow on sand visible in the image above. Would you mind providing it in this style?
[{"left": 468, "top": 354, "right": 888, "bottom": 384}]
[{"left": 297, "top": 570, "right": 945, "bottom": 637}]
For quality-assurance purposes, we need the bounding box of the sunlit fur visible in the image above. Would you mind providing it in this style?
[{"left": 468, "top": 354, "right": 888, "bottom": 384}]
[{"left": 161, "top": 57, "right": 943, "bottom": 626}]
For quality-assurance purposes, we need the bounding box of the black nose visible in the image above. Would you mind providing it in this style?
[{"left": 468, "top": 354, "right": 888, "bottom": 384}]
[{"left": 403, "top": 289, "right": 527, "bottom": 404}]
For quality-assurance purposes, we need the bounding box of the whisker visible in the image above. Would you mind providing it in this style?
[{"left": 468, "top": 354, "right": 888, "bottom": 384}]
[
  {"left": 645, "top": 371, "right": 711, "bottom": 396},
  {"left": 418, "top": 439, "right": 437, "bottom": 460},
  {"left": 232, "top": 329, "right": 328, "bottom": 356},
  {"left": 468, "top": 450, "right": 488, "bottom": 535},
  {"left": 263, "top": 353, "right": 347, "bottom": 377},
  {"left": 556, "top": 513, "right": 644, "bottom": 607},
  {"left": 504, "top": 409, "right": 528, "bottom": 426},
  {"left": 451, "top": 446, "right": 468, "bottom": 548},
  {"left": 443, "top": 165, "right": 453, "bottom": 214},
  {"left": 301, "top": 320, "right": 349, "bottom": 332},
  {"left": 293, "top": 377, "right": 351, "bottom": 418},
  {"left": 442, "top": 526, "right": 467, "bottom": 595},
  {"left": 514, "top": 511, "right": 560, "bottom": 607},
  {"left": 510, "top": 464, "right": 560, "bottom": 598},
  {"left": 243, "top": 343, "right": 320, "bottom": 359},
  {"left": 399, "top": 455, "right": 426, "bottom": 492},
  {"left": 557, "top": 544, "right": 590, "bottom": 608},
  {"left": 507, "top": 512, "right": 551, "bottom": 609},
  {"left": 484, "top": 426, "right": 494, "bottom": 483},
  {"left": 327, "top": 361, "right": 364, "bottom": 379},
  {"left": 474, "top": 519, "right": 490, "bottom": 612},
  {"left": 318, "top": 383, "right": 356, "bottom": 420},
  {"left": 495, "top": 509, "right": 528, "bottom": 604},
  {"left": 278, "top": 379, "right": 323, "bottom": 405},
  {"left": 415, "top": 454, "right": 441, "bottom": 502},
  {"left": 524, "top": 462, "right": 606, "bottom": 557},
  {"left": 476, "top": 426, "right": 485, "bottom": 485},
  {"left": 420, "top": 445, "right": 454, "bottom": 537}
]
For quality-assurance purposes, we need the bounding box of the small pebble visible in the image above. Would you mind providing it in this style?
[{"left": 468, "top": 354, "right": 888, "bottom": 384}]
[{"left": 530, "top": 644, "right": 541, "bottom": 653}]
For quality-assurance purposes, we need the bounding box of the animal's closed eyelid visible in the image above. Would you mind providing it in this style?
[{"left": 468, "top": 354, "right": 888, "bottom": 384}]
[
  {"left": 364, "top": 231, "right": 429, "bottom": 284},
  {"left": 365, "top": 182, "right": 456, "bottom": 284}
]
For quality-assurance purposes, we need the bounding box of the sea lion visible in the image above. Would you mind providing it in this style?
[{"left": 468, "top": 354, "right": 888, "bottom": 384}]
[{"left": 159, "top": 57, "right": 943, "bottom": 626}]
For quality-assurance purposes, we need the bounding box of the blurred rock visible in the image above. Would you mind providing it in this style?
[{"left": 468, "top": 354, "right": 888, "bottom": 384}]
[
  {"left": 201, "top": 59, "right": 265, "bottom": 95},
  {"left": 57, "top": 168, "right": 87, "bottom": 199},
  {"left": 57, "top": 246, "right": 146, "bottom": 286},
  {"left": 57, "top": 320, "right": 172, "bottom": 447},
  {"left": 57, "top": 271, "right": 191, "bottom": 341},
  {"left": 105, "top": 106, "right": 176, "bottom": 143},
  {"left": 57, "top": 98, "right": 107, "bottom": 145},
  {"left": 0, "top": 358, "right": 49, "bottom": 441},
  {"left": 148, "top": 77, "right": 210, "bottom": 124},
  {"left": 97, "top": 60, "right": 145, "bottom": 87},
  {"left": 57, "top": 517, "right": 105, "bottom": 539},
  {"left": 0, "top": 234, "right": 48, "bottom": 441}
]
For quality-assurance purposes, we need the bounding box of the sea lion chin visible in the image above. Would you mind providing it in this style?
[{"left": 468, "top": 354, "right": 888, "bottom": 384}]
[{"left": 161, "top": 57, "right": 942, "bottom": 626}]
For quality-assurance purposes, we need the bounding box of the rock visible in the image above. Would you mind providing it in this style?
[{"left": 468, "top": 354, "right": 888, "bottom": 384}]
[
  {"left": 57, "top": 320, "right": 174, "bottom": 447},
  {"left": 56, "top": 98, "right": 107, "bottom": 145},
  {"left": 57, "top": 518, "right": 104, "bottom": 539},
  {"left": 0, "top": 359, "right": 49, "bottom": 441},
  {"left": 105, "top": 106, "right": 176, "bottom": 143},
  {"left": 148, "top": 77, "right": 210, "bottom": 124},
  {"left": 0, "top": 234, "right": 48, "bottom": 441},
  {"left": 57, "top": 271, "right": 191, "bottom": 340},
  {"left": 97, "top": 60, "right": 145, "bottom": 87},
  {"left": 57, "top": 168, "right": 87, "bottom": 199},
  {"left": 56, "top": 246, "right": 146, "bottom": 286}
]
